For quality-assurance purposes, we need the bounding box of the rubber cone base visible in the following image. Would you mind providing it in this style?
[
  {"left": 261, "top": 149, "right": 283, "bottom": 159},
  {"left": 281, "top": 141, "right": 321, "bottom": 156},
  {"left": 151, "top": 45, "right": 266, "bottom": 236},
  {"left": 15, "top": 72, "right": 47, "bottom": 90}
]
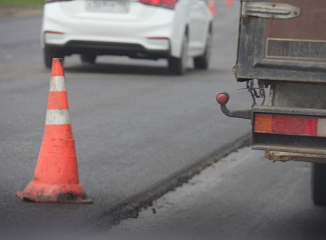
[{"left": 16, "top": 180, "right": 92, "bottom": 203}]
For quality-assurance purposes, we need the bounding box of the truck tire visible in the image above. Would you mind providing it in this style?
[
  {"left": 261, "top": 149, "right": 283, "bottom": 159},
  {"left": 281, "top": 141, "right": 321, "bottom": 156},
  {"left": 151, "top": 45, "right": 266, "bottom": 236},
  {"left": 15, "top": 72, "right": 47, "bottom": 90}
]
[{"left": 312, "top": 163, "right": 326, "bottom": 206}]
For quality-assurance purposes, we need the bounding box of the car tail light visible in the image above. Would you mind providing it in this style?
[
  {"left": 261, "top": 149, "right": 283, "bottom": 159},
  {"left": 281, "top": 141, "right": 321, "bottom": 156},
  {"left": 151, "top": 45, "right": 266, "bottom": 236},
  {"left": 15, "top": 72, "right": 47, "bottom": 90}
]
[
  {"left": 45, "top": 0, "right": 72, "bottom": 3},
  {"left": 44, "top": 31, "right": 64, "bottom": 35},
  {"left": 147, "top": 37, "right": 169, "bottom": 40},
  {"left": 139, "top": 0, "right": 178, "bottom": 9},
  {"left": 254, "top": 113, "right": 326, "bottom": 137}
]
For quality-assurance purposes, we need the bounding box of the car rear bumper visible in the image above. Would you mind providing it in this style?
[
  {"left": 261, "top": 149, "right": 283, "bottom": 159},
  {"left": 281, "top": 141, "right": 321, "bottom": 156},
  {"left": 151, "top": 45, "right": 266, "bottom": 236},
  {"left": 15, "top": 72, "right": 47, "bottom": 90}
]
[
  {"left": 46, "top": 40, "right": 171, "bottom": 59},
  {"left": 42, "top": 3, "right": 178, "bottom": 58}
]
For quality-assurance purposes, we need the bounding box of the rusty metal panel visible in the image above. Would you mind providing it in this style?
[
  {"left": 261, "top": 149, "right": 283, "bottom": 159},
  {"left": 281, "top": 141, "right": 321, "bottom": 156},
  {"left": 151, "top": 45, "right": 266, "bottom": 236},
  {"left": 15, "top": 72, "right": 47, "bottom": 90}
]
[
  {"left": 265, "top": 151, "right": 326, "bottom": 163},
  {"left": 236, "top": 0, "right": 326, "bottom": 83},
  {"left": 271, "top": 82, "right": 326, "bottom": 109}
]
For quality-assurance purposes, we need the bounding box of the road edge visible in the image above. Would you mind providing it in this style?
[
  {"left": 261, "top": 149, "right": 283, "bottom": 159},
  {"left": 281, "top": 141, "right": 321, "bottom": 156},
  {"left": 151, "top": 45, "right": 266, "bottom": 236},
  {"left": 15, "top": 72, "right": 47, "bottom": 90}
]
[
  {"left": 107, "top": 132, "right": 251, "bottom": 224},
  {"left": 0, "top": 5, "right": 43, "bottom": 19}
]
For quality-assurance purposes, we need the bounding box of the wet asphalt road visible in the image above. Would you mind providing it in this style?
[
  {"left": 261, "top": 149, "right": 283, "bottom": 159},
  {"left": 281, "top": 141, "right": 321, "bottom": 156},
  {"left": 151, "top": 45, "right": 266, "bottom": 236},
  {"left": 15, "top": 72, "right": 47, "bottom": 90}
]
[{"left": 0, "top": 1, "right": 256, "bottom": 239}]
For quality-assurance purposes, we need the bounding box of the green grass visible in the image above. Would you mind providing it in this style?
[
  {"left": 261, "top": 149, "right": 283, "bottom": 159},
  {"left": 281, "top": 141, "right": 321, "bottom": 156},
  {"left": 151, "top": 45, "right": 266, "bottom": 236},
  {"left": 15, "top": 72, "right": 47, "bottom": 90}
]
[{"left": 0, "top": 0, "right": 44, "bottom": 5}]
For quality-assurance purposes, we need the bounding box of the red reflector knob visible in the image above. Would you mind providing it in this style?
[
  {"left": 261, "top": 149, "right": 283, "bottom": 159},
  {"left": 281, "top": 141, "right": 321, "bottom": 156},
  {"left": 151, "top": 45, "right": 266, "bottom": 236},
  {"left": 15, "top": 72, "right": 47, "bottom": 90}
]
[{"left": 216, "top": 92, "right": 229, "bottom": 105}]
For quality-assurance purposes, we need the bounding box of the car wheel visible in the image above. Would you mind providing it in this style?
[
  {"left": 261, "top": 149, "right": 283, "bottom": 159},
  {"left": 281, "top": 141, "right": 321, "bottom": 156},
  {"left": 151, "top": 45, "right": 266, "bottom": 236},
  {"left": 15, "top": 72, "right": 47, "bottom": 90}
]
[
  {"left": 312, "top": 163, "right": 326, "bottom": 206},
  {"left": 44, "top": 47, "right": 64, "bottom": 68},
  {"left": 80, "top": 54, "right": 97, "bottom": 64},
  {"left": 168, "top": 34, "right": 188, "bottom": 75},
  {"left": 193, "top": 30, "right": 212, "bottom": 69}
]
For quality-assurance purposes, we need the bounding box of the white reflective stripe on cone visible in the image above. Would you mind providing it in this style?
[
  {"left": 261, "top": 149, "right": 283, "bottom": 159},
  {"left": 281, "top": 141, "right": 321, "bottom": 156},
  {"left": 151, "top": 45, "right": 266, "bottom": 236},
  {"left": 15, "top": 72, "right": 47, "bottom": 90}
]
[
  {"left": 49, "top": 76, "right": 66, "bottom": 92},
  {"left": 45, "top": 109, "right": 71, "bottom": 125}
]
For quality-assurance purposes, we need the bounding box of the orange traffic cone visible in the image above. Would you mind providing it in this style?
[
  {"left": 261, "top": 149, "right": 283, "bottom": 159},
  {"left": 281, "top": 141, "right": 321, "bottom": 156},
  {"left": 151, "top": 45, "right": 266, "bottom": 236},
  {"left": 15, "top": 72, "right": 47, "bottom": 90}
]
[
  {"left": 208, "top": 0, "right": 216, "bottom": 17},
  {"left": 226, "top": 0, "right": 233, "bottom": 8},
  {"left": 17, "top": 58, "right": 91, "bottom": 203}
]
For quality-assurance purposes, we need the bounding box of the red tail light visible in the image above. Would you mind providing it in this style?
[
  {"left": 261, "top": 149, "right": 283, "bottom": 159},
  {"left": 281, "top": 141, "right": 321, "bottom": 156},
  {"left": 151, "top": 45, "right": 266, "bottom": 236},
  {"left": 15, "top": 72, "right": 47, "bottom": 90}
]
[
  {"left": 140, "top": 0, "right": 178, "bottom": 9},
  {"left": 254, "top": 113, "right": 326, "bottom": 138},
  {"left": 46, "top": 0, "right": 72, "bottom": 3},
  {"left": 44, "top": 31, "right": 64, "bottom": 35}
]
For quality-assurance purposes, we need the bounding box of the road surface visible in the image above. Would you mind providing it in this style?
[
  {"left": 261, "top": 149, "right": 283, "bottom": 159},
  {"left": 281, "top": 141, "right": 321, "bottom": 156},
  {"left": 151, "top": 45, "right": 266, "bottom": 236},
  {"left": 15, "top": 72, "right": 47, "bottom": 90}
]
[
  {"left": 0, "top": 1, "right": 256, "bottom": 239},
  {"left": 110, "top": 148, "right": 324, "bottom": 240}
]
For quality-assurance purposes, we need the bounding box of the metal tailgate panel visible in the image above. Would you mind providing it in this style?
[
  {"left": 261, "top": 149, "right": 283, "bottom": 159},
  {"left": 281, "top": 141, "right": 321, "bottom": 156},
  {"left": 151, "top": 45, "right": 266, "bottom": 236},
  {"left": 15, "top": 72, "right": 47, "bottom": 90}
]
[{"left": 236, "top": 0, "right": 326, "bottom": 83}]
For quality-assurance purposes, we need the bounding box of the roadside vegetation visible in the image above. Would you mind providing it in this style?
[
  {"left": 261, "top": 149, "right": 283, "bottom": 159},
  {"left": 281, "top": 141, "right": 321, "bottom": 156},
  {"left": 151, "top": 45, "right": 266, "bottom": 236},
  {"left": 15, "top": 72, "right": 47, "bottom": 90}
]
[{"left": 0, "top": 0, "right": 44, "bottom": 5}]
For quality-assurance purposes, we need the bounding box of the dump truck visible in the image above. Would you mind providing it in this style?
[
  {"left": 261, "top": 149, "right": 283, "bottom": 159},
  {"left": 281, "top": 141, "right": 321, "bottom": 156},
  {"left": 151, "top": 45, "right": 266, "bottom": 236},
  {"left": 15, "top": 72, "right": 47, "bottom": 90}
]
[{"left": 216, "top": 0, "right": 326, "bottom": 205}]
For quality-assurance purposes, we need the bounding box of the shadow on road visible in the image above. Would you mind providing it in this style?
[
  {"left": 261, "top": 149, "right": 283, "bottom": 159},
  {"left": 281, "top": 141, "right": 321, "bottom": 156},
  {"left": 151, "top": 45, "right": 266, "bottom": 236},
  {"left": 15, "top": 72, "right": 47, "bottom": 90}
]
[{"left": 61, "top": 61, "right": 216, "bottom": 77}]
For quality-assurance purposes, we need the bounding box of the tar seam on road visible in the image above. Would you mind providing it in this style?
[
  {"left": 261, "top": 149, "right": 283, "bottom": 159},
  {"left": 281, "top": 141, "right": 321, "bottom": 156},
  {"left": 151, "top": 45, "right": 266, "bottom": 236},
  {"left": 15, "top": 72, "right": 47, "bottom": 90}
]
[{"left": 101, "top": 132, "right": 251, "bottom": 226}]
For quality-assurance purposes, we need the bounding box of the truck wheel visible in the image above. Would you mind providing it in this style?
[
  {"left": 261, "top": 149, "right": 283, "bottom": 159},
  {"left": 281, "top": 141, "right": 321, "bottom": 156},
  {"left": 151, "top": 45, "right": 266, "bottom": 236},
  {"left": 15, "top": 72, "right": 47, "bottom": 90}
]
[
  {"left": 81, "top": 54, "right": 96, "bottom": 64},
  {"left": 312, "top": 163, "right": 326, "bottom": 206},
  {"left": 168, "top": 34, "right": 188, "bottom": 75},
  {"left": 194, "top": 30, "right": 212, "bottom": 69},
  {"left": 44, "top": 48, "right": 64, "bottom": 68}
]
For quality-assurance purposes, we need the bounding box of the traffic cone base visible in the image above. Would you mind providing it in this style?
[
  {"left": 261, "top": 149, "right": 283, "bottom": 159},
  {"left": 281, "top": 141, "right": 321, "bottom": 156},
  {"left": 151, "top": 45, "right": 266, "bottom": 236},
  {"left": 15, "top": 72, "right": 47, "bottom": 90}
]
[{"left": 16, "top": 181, "right": 91, "bottom": 203}]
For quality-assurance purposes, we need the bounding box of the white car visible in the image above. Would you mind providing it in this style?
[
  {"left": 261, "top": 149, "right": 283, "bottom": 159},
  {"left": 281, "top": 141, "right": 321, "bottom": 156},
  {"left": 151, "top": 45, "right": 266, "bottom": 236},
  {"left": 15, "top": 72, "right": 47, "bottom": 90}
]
[{"left": 41, "top": 0, "right": 213, "bottom": 75}]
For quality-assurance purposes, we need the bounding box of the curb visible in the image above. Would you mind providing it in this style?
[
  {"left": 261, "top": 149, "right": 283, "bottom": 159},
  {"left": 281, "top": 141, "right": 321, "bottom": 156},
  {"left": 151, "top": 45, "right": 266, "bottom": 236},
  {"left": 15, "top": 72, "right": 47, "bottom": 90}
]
[{"left": 106, "top": 132, "right": 251, "bottom": 224}]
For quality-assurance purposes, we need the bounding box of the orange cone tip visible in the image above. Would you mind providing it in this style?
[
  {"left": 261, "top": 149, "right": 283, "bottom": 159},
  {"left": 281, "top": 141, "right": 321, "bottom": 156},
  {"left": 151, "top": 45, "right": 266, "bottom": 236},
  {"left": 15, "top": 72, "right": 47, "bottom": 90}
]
[
  {"left": 226, "top": 0, "right": 233, "bottom": 8},
  {"left": 17, "top": 58, "right": 91, "bottom": 203},
  {"left": 208, "top": 0, "right": 216, "bottom": 17}
]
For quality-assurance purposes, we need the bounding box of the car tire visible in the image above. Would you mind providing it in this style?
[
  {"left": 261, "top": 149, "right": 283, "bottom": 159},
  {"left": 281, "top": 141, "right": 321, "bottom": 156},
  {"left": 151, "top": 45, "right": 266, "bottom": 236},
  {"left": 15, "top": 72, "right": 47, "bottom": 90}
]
[
  {"left": 81, "top": 54, "right": 97, "bottom": 64},
  {"left": 312, "top": 163, "right": 326, "bottom": 206},
  {"left": 168, "top": 34, "right": 188, "bottom": 75},
  {"left": 193, "top": 30, "right": 212, "bottom": 69},
  {"left": 44, "top": 47, "right": 64, "bottom": 68}
]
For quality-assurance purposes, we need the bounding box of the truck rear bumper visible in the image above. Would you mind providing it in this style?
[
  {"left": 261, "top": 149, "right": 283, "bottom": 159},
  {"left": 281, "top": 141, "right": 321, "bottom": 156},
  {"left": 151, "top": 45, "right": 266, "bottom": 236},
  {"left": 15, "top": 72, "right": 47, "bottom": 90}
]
[{"left": 252, "top": 105, "right": 326, "bottom": 157}]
